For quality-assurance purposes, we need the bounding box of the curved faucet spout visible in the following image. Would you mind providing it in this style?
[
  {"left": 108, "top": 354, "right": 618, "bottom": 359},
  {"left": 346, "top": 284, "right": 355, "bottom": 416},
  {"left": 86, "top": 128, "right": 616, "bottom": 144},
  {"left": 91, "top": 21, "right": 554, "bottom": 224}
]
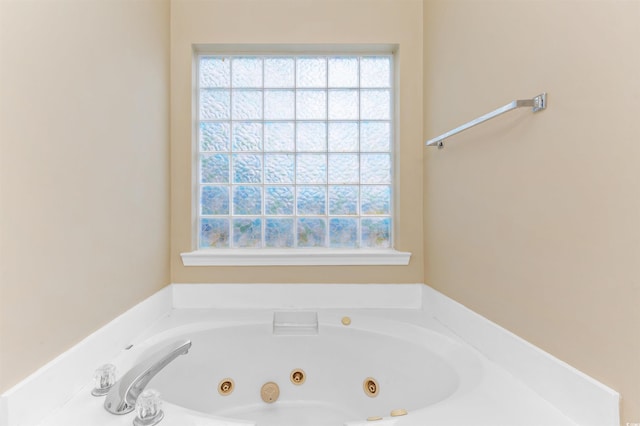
[{"left": 105, "top": 339, "right": 192, "bottom": 415}]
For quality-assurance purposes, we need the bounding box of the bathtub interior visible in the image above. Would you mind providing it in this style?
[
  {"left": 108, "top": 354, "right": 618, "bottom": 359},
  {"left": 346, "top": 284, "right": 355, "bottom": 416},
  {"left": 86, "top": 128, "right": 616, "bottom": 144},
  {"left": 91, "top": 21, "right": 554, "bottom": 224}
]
[
  {"left": 11, "top": 286, "right": 611, "bottom": 426},
  {"left": 138, "top": 315, "right": 481, "bottom": 425}
]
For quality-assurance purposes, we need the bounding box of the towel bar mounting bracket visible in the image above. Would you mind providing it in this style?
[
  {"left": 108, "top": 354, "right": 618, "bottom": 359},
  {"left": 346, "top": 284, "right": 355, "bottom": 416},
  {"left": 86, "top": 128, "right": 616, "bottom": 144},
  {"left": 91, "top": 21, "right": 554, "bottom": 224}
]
[{"left": 530, "top": 93, "right": 546, "bottom": 112}]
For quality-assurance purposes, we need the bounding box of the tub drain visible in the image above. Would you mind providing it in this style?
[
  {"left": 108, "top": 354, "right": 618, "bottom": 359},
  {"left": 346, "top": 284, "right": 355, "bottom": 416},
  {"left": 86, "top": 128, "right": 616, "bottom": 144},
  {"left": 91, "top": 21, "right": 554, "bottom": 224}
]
[
  {"left": 260, "top": 381, "right": 280, "bottom": 403},
  {"left": 218, "top": 378, "right": 234, "bottom": 396},
  {"left": 363, "top": 377, "right": 379, "bottom": 397}
]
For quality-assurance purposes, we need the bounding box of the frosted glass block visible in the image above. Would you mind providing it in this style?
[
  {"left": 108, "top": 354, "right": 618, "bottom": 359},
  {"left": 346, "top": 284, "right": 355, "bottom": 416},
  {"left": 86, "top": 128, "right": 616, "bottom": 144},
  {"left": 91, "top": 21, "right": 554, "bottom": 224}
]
[
  {"left": 233, "top": 218, "right": 262, "bottom": 248},
  {"left": 297, "top": 186, "right": 326, "bottom": 215},
  {"left": 361, "top": 217, "right": 391, "bottom": 248},
  {"left": 199, "top": 122, "right": 230, "bottom": 152},
  {"left": 360, "top": 57, "right": 391, "bottom": 88},
  {"left": 200, "top": 154, "right": 229, "bottom": 183},
  {"left": 361, "top": 185, "right": 391, "bottom": 215},
  {"left": 200, "top": 89, "right": 230, "bottom": 120},
  {"left": 266, "top": 218, "right": 294, "bottom": 247},
  {"left": 201, "top": 186, "right": 229, "bottom": 215},
  {"left": 361, "top": 90, "right": 391, "bottom": 120},
  {"left": 360, "top": 121, "right": 390, "bottom": 152},
  {"left": 264, "top": 122, "right": 295, "bottom": 152},
  {"left": 296, "top": 90, "right": 327, "bottom": 120},
  {"left": 264, "top": 90, "right": 295, "bottom": 120},
  {"left": 328, "top": 122, "right": 358, "bottom": 152},
  {"left": 328, "top": 154, "right": 359, "bottom": 184},
  {"left": 361, "top": 154, "right": 391, "bottom": 184},
  {"left": 265, "top": 154, "right": 294, "bottom": 184},
  {"left": 296, "top": 122, "right": 326, "bottom": 152},
  {"left": 265, "top": 186, "right": 294, "bottom": 215},
  {"left": 296, "top": 154, "right": 327, "bottom": 184},
  {"left": 200, "top": 218, "right": 229, "bottom": 248},
  {"left": 232, "top": 90, "right": 262, "bottom": 120},
  {"left": 296, "top": 57, "right": 327, "bottom": 88},
  {"left": 264, "top": 58, "right": 295, "bottom": 88},
  {"left": 233, "top": 154, "right": 262, "bottom": 183},
  {"left": 329, "top": 185, "right": 358, "bottom": 215},
  {"left": 200, "top": 57, "right": 230, "bottom": 88},
  {"left": 233, "top": 186, "right": 262, "bottom": 215},
  {"left": 328, "top": 90, "right": 359, "bottom": 120},
  {"left": 330, "top": 218, "right": 358, "bottom": 248},
  {"left": 232, "top": 122, "right": 262, "bottom": 152},
  {"left": 297, "top": 218, "right": 326, "bottom": 247},
  {"left": 231, "top": 57, "right": 262, "bottom": 87},
  {"left": 196, "top": 55, "right": 398, "bottom": 252},
  {"left": 328, "top": 57, "right": 358, "bottom": 88}
]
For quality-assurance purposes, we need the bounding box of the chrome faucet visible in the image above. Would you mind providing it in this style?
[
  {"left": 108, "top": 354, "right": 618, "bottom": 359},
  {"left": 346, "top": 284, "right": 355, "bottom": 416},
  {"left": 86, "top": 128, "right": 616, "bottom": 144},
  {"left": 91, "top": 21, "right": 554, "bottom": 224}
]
[{"left": 104, "top": 339, "right": 192, "bottom": 415}]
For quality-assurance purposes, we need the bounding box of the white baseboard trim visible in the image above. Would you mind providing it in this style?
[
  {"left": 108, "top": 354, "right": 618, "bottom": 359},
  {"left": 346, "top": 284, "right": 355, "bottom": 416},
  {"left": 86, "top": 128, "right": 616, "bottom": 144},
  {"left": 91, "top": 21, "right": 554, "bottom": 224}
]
[
  {"left": 0, "top": 286, "right": 173, "bottom": 426},
  {"left": 422, "top": 285, "right": 620, "bottom": 426}
]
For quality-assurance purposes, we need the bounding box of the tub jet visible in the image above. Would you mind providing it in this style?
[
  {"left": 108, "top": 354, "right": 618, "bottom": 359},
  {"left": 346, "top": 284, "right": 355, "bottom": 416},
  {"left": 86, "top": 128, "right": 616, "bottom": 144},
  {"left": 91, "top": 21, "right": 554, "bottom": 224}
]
[{"left": 363, "top": 377, "right": 379, "bottom": 397}]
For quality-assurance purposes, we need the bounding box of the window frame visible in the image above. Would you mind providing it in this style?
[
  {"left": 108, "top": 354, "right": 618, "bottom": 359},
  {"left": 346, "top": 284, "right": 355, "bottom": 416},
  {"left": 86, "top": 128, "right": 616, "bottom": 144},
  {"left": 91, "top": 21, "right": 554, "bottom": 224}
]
[{"left": 181, "top": 45, "right": 411, "bottom": 266}]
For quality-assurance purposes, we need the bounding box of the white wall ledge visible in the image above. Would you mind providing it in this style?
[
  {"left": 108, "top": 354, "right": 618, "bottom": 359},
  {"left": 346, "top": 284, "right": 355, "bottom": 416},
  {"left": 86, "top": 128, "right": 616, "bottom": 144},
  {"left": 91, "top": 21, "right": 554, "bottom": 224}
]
[
  {"left": 2, "top": 284, "right": 619, "bottom": 426},
  {"left": 180, "top": 249, "right": 412, "bottom": 266},
  {"left": 422, "top": 285, "right": 620, "bottom": 426}
]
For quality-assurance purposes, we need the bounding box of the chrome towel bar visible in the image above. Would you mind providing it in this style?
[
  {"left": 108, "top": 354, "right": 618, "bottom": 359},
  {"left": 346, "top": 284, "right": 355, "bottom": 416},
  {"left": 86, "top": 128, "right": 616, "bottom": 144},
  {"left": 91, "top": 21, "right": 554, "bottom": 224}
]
[{"left": 425, "top": 93, "right": 547, "bottom": 149}]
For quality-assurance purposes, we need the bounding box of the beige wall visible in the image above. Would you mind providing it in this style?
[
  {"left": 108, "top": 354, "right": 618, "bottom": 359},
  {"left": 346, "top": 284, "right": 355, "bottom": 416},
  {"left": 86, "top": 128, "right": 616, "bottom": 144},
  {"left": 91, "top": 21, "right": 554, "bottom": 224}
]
[
  {"left": 3, "top": 0, "right": 636, "bottom": 422},
  {"left": 170, "top": 0, "right": 424, "bottom": 283},
  {"left": 423, "top": 0, "right": 640, "bottom": 422},
  {"left": 0, "top": 0, "right": 170, "bottom": 392}
]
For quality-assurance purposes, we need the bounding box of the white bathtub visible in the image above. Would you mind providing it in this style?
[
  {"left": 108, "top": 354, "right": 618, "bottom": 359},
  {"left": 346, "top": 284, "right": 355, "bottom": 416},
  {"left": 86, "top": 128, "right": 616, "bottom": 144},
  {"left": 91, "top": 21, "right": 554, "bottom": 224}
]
[
  {"left": 20, "top": 284, "right": 612, "bottom": 426},
  {"left": 138, "top": 313, "right": 483, "bottom": 426}
]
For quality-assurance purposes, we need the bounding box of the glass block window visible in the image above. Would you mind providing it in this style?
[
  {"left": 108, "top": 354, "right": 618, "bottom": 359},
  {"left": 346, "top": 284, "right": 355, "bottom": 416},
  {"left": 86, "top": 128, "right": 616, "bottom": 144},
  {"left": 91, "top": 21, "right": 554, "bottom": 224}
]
[{"left": 197, "top": 55, "right": 393, "bottom": 249}]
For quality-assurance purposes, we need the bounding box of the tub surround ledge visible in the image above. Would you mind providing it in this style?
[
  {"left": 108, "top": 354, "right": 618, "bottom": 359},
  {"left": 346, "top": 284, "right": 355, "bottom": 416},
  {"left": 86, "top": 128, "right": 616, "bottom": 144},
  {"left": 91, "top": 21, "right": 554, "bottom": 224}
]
[
  {"left": 0, "top": 283, "right": 620, "bottom": 426},
  {"left": 422, "top": 285, "right": 620, "bottom": 426},
  {"left": 0, "top": 286, "right": 173, "bottom": 426}
]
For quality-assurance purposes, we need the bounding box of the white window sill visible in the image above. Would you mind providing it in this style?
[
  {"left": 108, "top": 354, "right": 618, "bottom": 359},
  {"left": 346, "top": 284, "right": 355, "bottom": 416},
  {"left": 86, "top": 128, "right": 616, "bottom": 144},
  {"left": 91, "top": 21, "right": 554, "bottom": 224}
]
[{"left": 180, "top": 249, "right": 411, "bottom": 266}]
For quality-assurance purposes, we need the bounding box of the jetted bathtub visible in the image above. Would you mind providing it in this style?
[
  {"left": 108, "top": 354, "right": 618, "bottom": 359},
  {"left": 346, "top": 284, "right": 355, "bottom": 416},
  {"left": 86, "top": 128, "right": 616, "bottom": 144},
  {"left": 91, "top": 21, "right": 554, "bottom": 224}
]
[
  {"left": 25, "top": 285, "right": 602, "bottom": 426},
  {"left": 124, "top": 312, "right": 484, "bottom": 426}
]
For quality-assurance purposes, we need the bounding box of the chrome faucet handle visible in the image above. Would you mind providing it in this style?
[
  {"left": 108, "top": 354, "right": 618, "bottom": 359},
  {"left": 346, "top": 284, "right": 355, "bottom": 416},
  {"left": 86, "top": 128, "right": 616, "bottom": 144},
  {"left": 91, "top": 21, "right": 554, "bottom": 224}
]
[
  {"left": 133, "top": 389, "right": 164, "bottom": 426},
  {"left": 104, "top": 339, "right": 192, "bottom": 415},
  {"left": 92, "top": 364, "right": 117, "bottom": 396}
]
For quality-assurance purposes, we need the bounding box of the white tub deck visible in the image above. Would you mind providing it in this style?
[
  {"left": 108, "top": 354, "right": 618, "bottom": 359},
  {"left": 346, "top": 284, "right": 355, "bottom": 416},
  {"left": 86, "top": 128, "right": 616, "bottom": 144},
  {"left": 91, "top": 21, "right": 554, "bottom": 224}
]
[
  {"left": 1, "top": 284, "right": 619, "bottom": 426},
  {"left": 40, "top": 308, "right": 576, "bottom": 426}
]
